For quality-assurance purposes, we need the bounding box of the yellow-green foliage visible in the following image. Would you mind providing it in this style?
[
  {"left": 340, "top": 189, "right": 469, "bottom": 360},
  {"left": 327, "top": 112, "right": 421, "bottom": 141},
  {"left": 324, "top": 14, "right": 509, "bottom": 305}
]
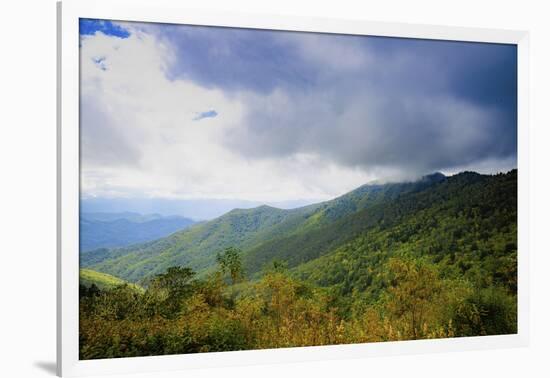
[
  {"left": 80, "top": 268, "right": 143, "bottom": 293},
  {"left": 79, "top": 256, "right": 516, "bottom": 359}
]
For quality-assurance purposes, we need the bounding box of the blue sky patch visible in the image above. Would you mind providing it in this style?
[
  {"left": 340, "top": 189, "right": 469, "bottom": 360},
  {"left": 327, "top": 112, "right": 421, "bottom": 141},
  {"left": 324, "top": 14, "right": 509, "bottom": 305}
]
[
  {"left": 193, "top": 110, "right": 218, "bottom": 121},
  {"left": 80, "top": 18, "right": 130, "bottom": 38}
]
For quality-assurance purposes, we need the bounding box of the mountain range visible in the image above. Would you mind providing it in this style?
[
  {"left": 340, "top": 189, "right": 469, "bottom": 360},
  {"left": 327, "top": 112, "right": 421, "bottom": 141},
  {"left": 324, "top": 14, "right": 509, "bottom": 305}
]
[
  {"left": 80, "top": 212, "right": 196, "bottom": 252},
  {"left": 81, "top": 170, "right": 517, "bottom": 289},
  {"left": 80, "top": 197, "right": 321, "bottom": 221}
]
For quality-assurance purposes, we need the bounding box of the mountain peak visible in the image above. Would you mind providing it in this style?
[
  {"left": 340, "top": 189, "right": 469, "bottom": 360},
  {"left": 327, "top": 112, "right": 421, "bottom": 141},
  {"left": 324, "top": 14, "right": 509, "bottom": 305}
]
[
  {"left": 257, "top": 204, "right": 278, "bottom": 210},
  {"left": 226, "top": 204, "right": 281, "bottom": 216},
  {"left": 421, "top": 172, "right": 446, "bottom": 183}
]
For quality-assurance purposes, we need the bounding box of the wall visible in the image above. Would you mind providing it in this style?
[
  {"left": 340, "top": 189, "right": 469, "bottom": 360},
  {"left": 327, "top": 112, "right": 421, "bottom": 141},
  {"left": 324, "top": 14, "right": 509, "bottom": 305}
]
[{"left": 0, "top": 0, "right": 548, "bottom": 377}]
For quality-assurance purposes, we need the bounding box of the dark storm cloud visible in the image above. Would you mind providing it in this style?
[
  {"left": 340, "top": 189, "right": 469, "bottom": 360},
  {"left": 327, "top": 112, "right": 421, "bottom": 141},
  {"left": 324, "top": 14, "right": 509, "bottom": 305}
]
[
  {"left": 230, "top": 89, "right": 507, "bottom": 175},
  {"left": 150, "top": 24, "right": 319, "bottom": 93},
  {"left": 149, "top": 24, "right": 517, "bottom": 176}
]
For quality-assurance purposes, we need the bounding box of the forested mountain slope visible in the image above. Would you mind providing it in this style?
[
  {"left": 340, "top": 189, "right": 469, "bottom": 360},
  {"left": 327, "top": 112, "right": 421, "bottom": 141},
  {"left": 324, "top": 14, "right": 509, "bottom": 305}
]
[
  {"left": 81, "top": 204, "right": 317, "bottom": 282},
  {"left": 82, "top": 173, "right": 446, "bottom": 282},
  {"left": 79, "top": 170, "right": 517, "bottom": 359},
  {"left": 293, "top": 170, "right": 517, "bottom": 298},
  {"left": 82, "top": 171, "right": 515, "bottom": 286}
]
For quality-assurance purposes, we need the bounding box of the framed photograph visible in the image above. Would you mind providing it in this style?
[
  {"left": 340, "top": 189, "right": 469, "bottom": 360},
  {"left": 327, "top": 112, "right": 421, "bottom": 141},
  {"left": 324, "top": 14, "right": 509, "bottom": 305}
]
[{"left": 57, "top": 0, "right": 529, "bottom": 376}]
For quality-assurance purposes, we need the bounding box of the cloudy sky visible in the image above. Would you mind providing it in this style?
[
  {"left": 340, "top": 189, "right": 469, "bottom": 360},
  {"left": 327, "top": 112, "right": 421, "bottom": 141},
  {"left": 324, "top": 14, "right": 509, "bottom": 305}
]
[{"left": 79, "top": 19, "right": 517, "bottom": 205}]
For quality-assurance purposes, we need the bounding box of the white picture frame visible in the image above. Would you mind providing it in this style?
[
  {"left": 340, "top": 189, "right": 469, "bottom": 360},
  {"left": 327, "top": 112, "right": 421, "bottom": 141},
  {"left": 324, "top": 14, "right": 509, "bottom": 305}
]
[{"left": 57, "top": 0, "right": 530, "bottom": 376}]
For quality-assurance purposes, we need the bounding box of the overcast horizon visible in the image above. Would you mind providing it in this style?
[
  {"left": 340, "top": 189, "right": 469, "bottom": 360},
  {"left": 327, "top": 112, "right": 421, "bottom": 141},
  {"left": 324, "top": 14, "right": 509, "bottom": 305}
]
[{"left": 79, "top": 19, "right": 517, "bottom": 206}]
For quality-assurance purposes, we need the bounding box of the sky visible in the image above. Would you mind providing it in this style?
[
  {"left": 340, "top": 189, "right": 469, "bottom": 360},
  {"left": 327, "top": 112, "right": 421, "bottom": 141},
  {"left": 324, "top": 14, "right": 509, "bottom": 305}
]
[{"left": 79, "top": 19, "right": 517, "bottom": 206}]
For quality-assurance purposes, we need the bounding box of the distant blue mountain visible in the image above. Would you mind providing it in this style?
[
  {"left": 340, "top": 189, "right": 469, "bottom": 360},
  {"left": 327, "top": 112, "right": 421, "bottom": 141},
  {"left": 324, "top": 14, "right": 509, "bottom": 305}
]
[
  {"left": 80, "top": 212, "right": 196, "bottom": 252},
  {"left": 80, "top": 198, "right": 322, "bottom": 221}
]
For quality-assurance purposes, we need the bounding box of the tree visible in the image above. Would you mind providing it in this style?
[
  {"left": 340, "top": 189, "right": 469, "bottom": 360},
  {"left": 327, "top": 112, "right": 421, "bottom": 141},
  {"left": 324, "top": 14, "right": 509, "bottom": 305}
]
[
  {"left": 262, "top": 259, "right": 288, "bottom": 275},
  {"left": 216, "top": 247, "right": 244, "bottom": 284},
  {"left": 384, "top": 257, "right": 444, "bottom": 339},
  {"left": 149, "top": 266, "right": 197, "bottom": 317},
  {"left": 151, "top": 266, "right": 196, "bottom": 297},
  {"left": 80, "top": 283, "right": 100, "bottom": 299}
]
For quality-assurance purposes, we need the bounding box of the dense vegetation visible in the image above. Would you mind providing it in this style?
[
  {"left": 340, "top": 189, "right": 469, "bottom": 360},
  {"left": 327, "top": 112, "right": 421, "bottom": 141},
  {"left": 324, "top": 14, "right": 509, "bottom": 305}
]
[{"left": 80, "top": 170, "right": 517, "bottom": 359}]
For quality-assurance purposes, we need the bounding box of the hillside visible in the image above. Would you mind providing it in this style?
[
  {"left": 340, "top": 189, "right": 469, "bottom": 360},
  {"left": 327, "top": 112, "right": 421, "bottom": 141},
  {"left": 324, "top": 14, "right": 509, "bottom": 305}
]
[
  {"left": 241, "top": 173, "right": 448, "bottom": 274},
  {"left": 293, "top": 170, "right": 517, "bottom": 297},
  {"left": 79, "top": 170, "right": 517, "bottom": 358},
  {"left": 81, "top": 204, "right": 319, "bottom": 282},
  {"left": 79, "top": 268, "right": 143, "bottom": 292},
  {"left": 80, "top": 213, "right": 195, "bottom": 252},
  {"left": 82, "top": 172, "right": 447, "bottom": 282}
]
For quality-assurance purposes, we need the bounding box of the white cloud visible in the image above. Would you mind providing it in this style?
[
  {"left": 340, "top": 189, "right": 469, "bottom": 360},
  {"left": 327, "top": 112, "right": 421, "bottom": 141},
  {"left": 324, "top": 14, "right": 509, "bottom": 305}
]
[
  {"left": 81, "top": 24, "right": 515, "bottom": 204},
  {"left": 80, "top": 26, "right": 373, "bottom": 202}
]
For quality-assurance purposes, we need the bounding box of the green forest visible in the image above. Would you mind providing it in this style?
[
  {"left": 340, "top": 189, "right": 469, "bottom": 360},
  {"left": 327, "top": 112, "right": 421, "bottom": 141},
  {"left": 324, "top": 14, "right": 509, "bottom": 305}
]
[{"left": 79, "top": 170, "right": 517, "bottom": 359}]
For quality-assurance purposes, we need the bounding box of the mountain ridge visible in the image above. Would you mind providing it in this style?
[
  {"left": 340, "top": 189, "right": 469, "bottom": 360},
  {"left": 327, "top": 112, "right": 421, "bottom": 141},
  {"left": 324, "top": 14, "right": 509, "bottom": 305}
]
[
  {"left": 81, "top": 170, "right": 515, "bottom": 284},
  {"left": 81, "top": 171, "right": 448, "bottom": 281}
]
